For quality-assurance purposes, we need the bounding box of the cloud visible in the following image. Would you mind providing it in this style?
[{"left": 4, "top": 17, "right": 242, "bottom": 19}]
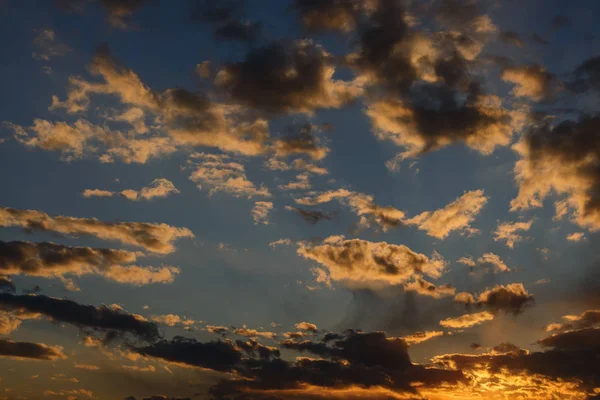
[
  {"left": 402, "top": 330, "right": 444, "bottom": 345},
  {"left": 501, "top": 65, "right": 557, "bottom": 101},
  {"left": 439, "top": 311, "right": 495, "bottom": 328},
  {"left": 405, "top": 190, "right": 488, "bottom": 238},
  {"left": 285, "top": 206, "right": 333, "bottom": 225},
  {"left": 269, "top": 238, "right": 292, "bottom": 248},
  {"left": 293, "top": 0, "right": 368, "bottom": 33},
  {"left": 296, "top": 189, "right": 405, "bottom": 231},
  {"left": 272, "top": 123, "right": 330, "bottom": 161},
  {"left": 99, "top": 0, "right": 153, "bottom": 29},
  {"left": 0, "top": 293, "right": 160, "bottom": 342},
  {"left": 498, "top": 31, "right": 523, "bottom": 47},
  {"left": 252, "top": 201, "right": 273, "bottom": 225},
  {"left": 493, "top": 219, "right": 534, "bottom": 248},
  {"left": 279, "top": 173, "right": 312, "bottom": 191},
  {"left": 477, "top": 253, "right": 510, "bottom": 273},
  {"left": 149, "top": 314, "right": 195, "bottom": 328},
  {"left": 454, "top": 283, "right": 534, "bottom": 315},
  {"left": 0, "top": 240, "right": 179, "bottom": 286},
  {"left": 295, "top": 322, "right": 318, "bottom": 332},
  {"left": 510, "top": 115, "right": 600, "bottom": 231},
  {"left": 297, "top": 235, "right": 446, "bottom": 289},
  {"left": 9, "top": 118, "right": 179, "bottom": 163},
  {"left": 404, "top": 278, "right": 456, "bottom": 299},
  {"left": 457, "top": 256, "right": 476, "bottom": 267},
  {"left": 74, "top": 363, "right": 101, "bottom": 371},
  {"left": 32, "top": 28, "right": 70, "bottom": 61},
  {"left": 546, "top": 309, "right": 600, "bottom": 332},
  {"left": 206, "top": 325, "right": 229, "bottom": 335},
  {"left": 0, "top": 309, "right": 40, "bottom": 335},
  {"left": 0, "top": 206, "right": 193, "bottom": 254},
  {"left": 188, "top": 153, "right": 271, "bottom": 198},
  {"left": 340, "top": 0, "right": 522, "bottom": 163},
  {"left": 215, "top": 40, "right": 363, "bottom": 115},
  {"left": 188, "top": 0, "right": 261, "bottom": 43},
  {"left": 433, "top": 328, "right": 600, "bottom": 398},
  {"left": 0, "top": 339, "right": 67, "bottom": 361},
  {"left": 233, "top": 326, "right": 276, "bottom": 339},
  {"left": 567, "top": 232, "right": 585, "bottom": 242},
  {"left": 135, "top": 337, "right": 242, "bottom": 371},
  {"left": 45, "top": 45, "right": 272, "bottom": 158}
]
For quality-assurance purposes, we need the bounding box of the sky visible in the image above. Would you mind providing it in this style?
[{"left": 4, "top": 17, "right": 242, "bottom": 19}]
[{"left": 1, "top": 0, "right": 600, "bottom": 399}]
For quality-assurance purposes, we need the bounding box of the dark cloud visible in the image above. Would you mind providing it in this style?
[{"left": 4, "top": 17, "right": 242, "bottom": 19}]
[
  {"left": 0, "top": 293, "right": 160, "bottom": 342},
  {"left": 510, "top": 114, "right": 600, "bottom": 230},
  {"left": 125, "top": 397, "right": 191, "bottom": 400},
  {"left": 293, "top": 0, "right": 365, "bottom": 33},
  {"left": 134, "top": 336, "right": 243, "bottom": 371},
  {"left": 455, "top": 283, "right": 535, "bottom": 315},
  {"left": 235, "top": 339, "right": 280, "bottom": 360},
  {"left": 99, "top": 0, "right": 153, "bottom": 28},
  {"left": 0, "top": 338, "right": 66, "bottom": 360},
  {"left": 0, "top": 207, "right": 193, "bottom": 255},
  {"left": 274, "top": 123, "right": 329, "bottom": 161},
  {"left": 287, "top": 207, "right": 333, "bottom": 225},
  {"left": 215, "top": 40, "right": 362, "bottom": 115},
  {"left": 531, "top": 33, "right": 549, "bottom": 46},
  {"left": 0, "top": 276, "right": 15, "bottom": 293},
  {"left": 436, "top": 328, "right": 600, "bottom": 396},
  {"left": 499, "top": 31, "right": 523, "bottom": 47},
  {"left": 189, "top": 0, "right": 261, "bottom": 43},
  {"left": 572, "top": 56, "right": 600, "bottom": 93}
]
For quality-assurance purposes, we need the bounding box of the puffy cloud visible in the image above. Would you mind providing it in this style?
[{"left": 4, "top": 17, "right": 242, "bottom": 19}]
[
  {"left": 402, "top": 330, "right": 444, "bottom": 345},
  {"left": 546, "top": 309, "right": 600, "bottom": 332},
  {"left": 297, "top": 235, "right": 446, "bottom": 289},
  {"left": 0, "top": 293, "right": 160, "bottom": 342},
  {"left": 233, "top": 326, "right": 277, "bottom": 339},
  {"left": 457, "top": 256, "right": 475, "bottom": 267},
  {"left": 32, "top": 28, "right": 70, "bottom": 61},
  {"left": 501, "top": 65, "right": 557, "bottom": 101},
  {"left": 46, "top": 45, "right": 272, "bottom": 158},
  {"left": 269, "top": 238, "right": 292, "bottom": 248},
  {"left": 252, "top": 201, "right": 273, "bottom": 225},
  {"left": 0, "top": 339, "right": 66, "bottom": 361},
  {"left": 510, "top": 115, "right": 600, "bottom": 231},
  {"left": 188, "top": 0, "right": 261, "bottom": 43},
  {"left": 150, "top": 314, "right": 196, "bottom": 327},
  {"left": 493, "top": 219, "right": 534, "bottom": 248},
  {"left": 455, "top": 283, "right": 534, "bottom": 315},
  {"left": 405, "top": 190, "right": 488, "bottom": 238},
  {"left": 404, "top": 278, "right": 456, "bottom": 299},
  {"left": 135, "top": 337, "right": 242, "bottom": 371},
  {"left": 215, "top": 40, "right": 363, "bottom": 115},
  {"left": 296, "top": 189, "right": 405, "bottom": 231},
  {"left": 98, "top": 0, "right": 153, "bottom": 29},
  {"left": 82, "top": 189, "right": 114, "bottom": 198},
  {"left": 440, "top": 311, "right": 495, "bottom": 328},
  {"left": 206, "top": 325, "right": 229, "bottom": 335},
  {"left": 567, "top": 232, "right": 585, "bottom": 242},
  {"left": 279, "top": 173, "right": 312, "bottom": 191},
  {"left": 0, "top": 309, "right": 40, "bottom": 335},
  {"left": 188, "top": 153, "right": 271, "bottom": 198},
  {"left": 477, "top": 253, "right": 510, "bottom": 273},
  {"left": 285, "top": 206, "right": 333, "bottom": 225},
  {"left": 0, "top": 206, "right": 193, "bottom": 254},
  {"left": 74, "top": 363, "right": 101, "bottom": 371},
  {"left": 293, "top": 0, "right": 370, "bottom": 33},
  {"left": 295, "top": 322, "right": 318, "bottom": 332},
  {"left": 272, "top": 123, "right": 330, "bottom": 161},
  {"left": 0, "top": 240, "right": 179, "bottom": 286},
  {"left": 433, "top": 328, "right": 600, "bottom": 398}
]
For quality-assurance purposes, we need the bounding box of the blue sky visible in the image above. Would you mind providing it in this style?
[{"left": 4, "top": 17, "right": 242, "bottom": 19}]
[{"left": 1, "top": 1, "right": 600, "bottom": 399}]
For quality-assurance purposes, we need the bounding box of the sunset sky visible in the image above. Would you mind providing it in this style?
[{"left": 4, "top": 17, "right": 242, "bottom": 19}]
[{"left": 1, "top": 0, "right": 600, "bottom": 399}]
